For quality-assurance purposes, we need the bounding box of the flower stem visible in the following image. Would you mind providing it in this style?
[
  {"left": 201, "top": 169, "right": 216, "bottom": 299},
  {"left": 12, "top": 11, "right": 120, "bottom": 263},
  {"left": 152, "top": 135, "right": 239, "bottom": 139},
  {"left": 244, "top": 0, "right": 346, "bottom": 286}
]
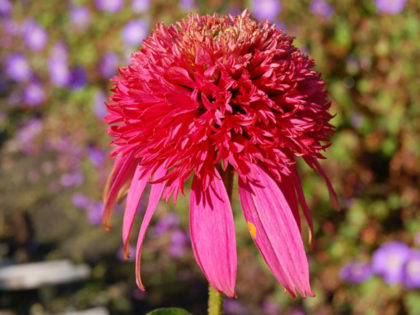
[
  {"left": 208, "top": 165, "right": 234, "bottom": 315},
  {"left": 208, "top": 285, "right": 224, "bottom": 315}
]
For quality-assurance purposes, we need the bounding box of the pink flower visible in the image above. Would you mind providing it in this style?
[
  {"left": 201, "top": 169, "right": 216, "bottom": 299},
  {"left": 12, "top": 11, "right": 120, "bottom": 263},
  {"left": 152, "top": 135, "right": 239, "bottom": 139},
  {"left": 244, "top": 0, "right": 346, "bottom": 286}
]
[{"left": 102, "top": 11, "right": 338, "bottom": 298}]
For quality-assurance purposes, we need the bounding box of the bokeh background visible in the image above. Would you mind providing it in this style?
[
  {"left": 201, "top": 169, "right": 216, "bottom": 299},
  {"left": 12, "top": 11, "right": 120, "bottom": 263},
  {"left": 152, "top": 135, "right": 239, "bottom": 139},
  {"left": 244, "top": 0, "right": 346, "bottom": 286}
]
[{"left": 1, "top": 0, "right": 420, "bottom": 314}]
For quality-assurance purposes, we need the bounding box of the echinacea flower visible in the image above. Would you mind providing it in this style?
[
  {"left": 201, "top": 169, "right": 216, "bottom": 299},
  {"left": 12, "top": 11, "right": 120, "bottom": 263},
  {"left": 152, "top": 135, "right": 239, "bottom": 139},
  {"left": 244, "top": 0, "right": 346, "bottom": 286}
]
[{"left": 103, "top": 11, "right": 338, "bottom": 298}]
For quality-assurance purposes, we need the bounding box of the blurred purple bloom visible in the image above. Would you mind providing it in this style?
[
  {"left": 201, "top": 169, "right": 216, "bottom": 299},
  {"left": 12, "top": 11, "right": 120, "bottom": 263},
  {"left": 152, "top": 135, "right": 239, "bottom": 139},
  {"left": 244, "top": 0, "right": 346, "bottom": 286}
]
[
  {"left": 95, "top": 0, "right": 123, "bottom": 13},
  {"left": 48, "top": 58, "right": 71, "bottom": 87},
  {"left": 261, "top": 300, "right": 280, "bottom": 314},
  {"left": 72, "top": 193, "right": 90, "bottom": 209},
  {"left": 87, "top": 202, "right": 104, "bottom": 225},
  {"left": 23, "top": 81, "right": 45, "bottom": 106},
  {"left": 2, "top": 19, "right": 20, "bottom": 36},
  {"left": 153, "top": 212, "right": 179, "bottom": 237},
  {"left": 375, "top": 0, "right": 406, "bottom": 14},
  {"left": 250, "top": 0, "right": 282, "bottom": 21},
  {"left": 310, "top": 0, "right": 334, "bottom": 19},
  {"left": 94, "top": 91, "right": 107, "bottom": 120},
  {"left": 289, "top": 308, "right": 306, "bottom": 315},
  {"left": 131, "top": 0, "right": 150, "bottom": 13},
  {"left": 69, "top": 66, "right": 87, "bottom": 89},
  {"left": 0, "top": 0, "right": 12, "bottom": 17},
  {"left": 224, "top": 299, "right": 249, "bottom": 315},
  {"left": 169, "top": 229, "right": 188, "bottom": 258},
  {"left": 340, "top": 261, "right": 372, "bottom": 284},
  {"left": 70, "top": 6, "right": 91, "bottom": 31},
  {"left": 22, "top": 20, "right": 48, "bottom": 51},
  {"left": 88, "top": 145, "right": 106, "bottom": 167},
  {"left": 50, "top": 42, "right": 69, "bottom": 62},
  {"left": 16, "top": 119, "right": 42, "bottom": 153},
  {"left": 372, "top": 242, "right": 410, "bottom": 284},
  {"left": 6, "top": 53, "right": 31, "bottom": 82},
  {"left": 403, "top": 250, "right": 420, "bottom": 288},
  {"left": 99, "top": 52, "right": 119, "bottom": 78},
  {"left": 60, "top": 171, "right": 84, "bottom": 187},
  {"left": 121, "top": 19, "right": 149, "bottom": 47},
  {"left": 27, "top": 169, "right": 40, "bottom": 183},
  {"left": 180, "top": 0, "right": 195, "bottom": 11}
]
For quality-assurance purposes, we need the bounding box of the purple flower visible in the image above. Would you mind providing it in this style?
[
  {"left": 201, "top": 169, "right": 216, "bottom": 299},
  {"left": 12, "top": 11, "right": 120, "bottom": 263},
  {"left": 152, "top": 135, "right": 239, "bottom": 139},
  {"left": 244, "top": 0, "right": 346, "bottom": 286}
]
[
  {"left": 6, "top": 53, "right": 31, "bottom": 82},
  {"left": 16, "top": 119, "right": 42, "bottom": 152},
  {"left": 86, "top": 202, "right": 104, "bottom": 225},
  {"left": 22, "top": 20, "right": 48, "bottom": 51},
  {"left": 50, "top": 42, "right": 69, "bottom": 61},
  {"left": 121, "top": 19, "right": 149, "bottom": 47},
  {"left": 375, "top": 0, "right": 406, "bottom": 14},
  {"left": 48, "top": 58, "right": 71, "bottom": 87},
  {"left": 180, "top": 0, "right": 195, "bottom": 11},
  {"left": 23, "top": 81, "right": 45, "bottom": 106},
  {"left": 403, "top": 250, "right": 420, "bottom": 288},
  {"left": 152, "top": 212, "right": 179, "bottom": 237},
  {"left": 70, "top": 6, "right": 91, "bottom": 31},
  {"left": 60, "top": 171, "right": 84, "bottom": 187},
  {"left": 339, "top": 261, "right": 372, "bottom": 284},
  {"left": 372, "top": 241, "right": 410, "bottom": 284},
  {"left": 261, "top": 300, "right": 280, "bottom": 314},
  {"left": 88, "top": 145, "right": 106, "bottom": 167},
  {"left": 95, "top": 0, "right": 123, "bottom": 13},
  {"left": 72, "top": 193, "right": 90, "bottom": 209},
  {"left": 2, "top": 19, "right": 20, "bottom": 36},
  {"left": 0, "top": 0, "right": 12, "bottom": 17},
  {"left": 94, "top": 91, "right": 107, "bottom": 120},
  {"left": 169, "top": 229, "right": 188, "bottom": 258},
  {"left": 309, "top": 0, "right": 334, "bottom": 19},
  {"left": 250, "top": 0, "right": 282, "bottom": 21},
  {"left": 69, "top": 66, "right": 87, "bottom": 89},
  {"left": 98, "top": 52, "right": 119, "bottom": 78},
  {"left": 224, "top": 299, "right": 249, "bottom": 315},
  {"left": 131, "top": 0, "right": 150, "bottom": 13}
]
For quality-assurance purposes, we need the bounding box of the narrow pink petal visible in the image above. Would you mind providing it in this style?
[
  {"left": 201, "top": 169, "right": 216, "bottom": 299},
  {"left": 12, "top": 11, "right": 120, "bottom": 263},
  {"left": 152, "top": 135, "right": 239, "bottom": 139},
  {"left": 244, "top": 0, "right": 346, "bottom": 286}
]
[
  {"left": 238, "top": 164, "right": 314, "bottom": 298},
  {"left": 311, "top": 158, "right": 340, "bottom": 211},
  {"left": 103, "top": 151, "right": 137, "bottom": 230},
  {"left": 290, "top": 164, "right": 314, "bottom": 242},
  {"left": 135, "top": 166, "right": 166, "bottom": 290},
  {"left": 278, "top": 175, "right": 301, "bottom": 231},
  {"left": 122, "top": 164, "right": 152, "bottom": 259},
  {"left": 189, "top": 170, "right": 237, "bottom": 297}
]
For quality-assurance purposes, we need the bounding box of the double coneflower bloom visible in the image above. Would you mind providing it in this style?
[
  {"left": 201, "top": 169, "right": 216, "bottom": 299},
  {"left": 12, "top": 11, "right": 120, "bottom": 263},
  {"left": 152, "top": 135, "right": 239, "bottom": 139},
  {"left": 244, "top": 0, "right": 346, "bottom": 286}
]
[{"left": 103, "top": 11, "right": 338, "bottom": 298}]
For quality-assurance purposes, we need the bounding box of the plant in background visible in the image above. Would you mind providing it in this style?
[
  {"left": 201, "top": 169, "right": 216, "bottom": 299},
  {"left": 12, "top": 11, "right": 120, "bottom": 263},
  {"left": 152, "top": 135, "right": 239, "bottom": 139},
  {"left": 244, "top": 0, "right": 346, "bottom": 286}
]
[{"left": 102, "top": 10, "right": 337, "bottom": 314}]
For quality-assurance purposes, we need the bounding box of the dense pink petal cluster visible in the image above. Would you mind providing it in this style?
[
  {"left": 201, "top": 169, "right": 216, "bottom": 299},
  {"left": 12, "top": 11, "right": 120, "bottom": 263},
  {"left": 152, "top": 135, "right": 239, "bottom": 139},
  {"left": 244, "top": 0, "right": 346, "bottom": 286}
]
[{"left": 103, "top": 11, "right": 338, "bottom": 298}]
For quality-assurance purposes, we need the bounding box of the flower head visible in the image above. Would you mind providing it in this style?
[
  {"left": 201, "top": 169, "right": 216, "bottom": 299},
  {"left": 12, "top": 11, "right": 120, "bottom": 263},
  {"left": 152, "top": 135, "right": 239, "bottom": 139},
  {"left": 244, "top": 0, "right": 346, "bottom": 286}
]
[
  {"left": 95, "top": 0, "right": 123, "bottom": 13},
  {"left": 103, "top": 11, "right": 337, "bottom": 298},
  {"left": 372, "top": 241, "right": 410, "bottom": 284},
  {"left": 121, "top": 19, "right": 149, "bottom": 47}
]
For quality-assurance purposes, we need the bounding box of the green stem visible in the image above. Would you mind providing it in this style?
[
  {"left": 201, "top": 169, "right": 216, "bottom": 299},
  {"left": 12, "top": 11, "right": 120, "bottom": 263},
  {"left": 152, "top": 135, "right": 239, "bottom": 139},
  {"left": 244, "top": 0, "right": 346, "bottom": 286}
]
[{"left": 208, "top": 285, "right": 224, "bottom": 315}]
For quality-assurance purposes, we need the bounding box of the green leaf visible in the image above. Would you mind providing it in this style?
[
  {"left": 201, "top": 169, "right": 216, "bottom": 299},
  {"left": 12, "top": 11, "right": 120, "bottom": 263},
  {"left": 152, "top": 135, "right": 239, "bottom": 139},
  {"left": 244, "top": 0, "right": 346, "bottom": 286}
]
[{"left": 146, "top": 307, "right": 193, "bottom": 315}]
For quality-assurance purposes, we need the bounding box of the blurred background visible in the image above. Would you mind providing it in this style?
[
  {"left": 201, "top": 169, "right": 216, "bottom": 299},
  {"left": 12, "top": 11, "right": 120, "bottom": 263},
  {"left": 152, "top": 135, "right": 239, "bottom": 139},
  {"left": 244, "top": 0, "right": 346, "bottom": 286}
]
[{"left": 1, "top": 0, "right": 420, "bottom": 314}]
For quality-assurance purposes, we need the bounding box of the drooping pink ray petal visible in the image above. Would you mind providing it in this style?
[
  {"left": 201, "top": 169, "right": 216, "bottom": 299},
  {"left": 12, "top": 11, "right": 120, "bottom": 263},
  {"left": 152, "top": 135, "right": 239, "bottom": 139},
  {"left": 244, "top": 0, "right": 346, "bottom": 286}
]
[
  {"left": 103, "top": 151, "right": 138, "bottom": 230},
  {"left": 290, "top": 164, "right": 314, "bottom": 244},
  {"left": 122, "top": 164, "right": 152, "bottom": 259},
  {"left": 310, "top": 158, "right": 340, "bottom": 211},
  {"left": 238, "top": 164, "right": 314, "bottom": 298},
  {"left": 189, "top": 169, "right": 237, "bottom": 297},
  {"left": 135, "top": 165, "right": 167, "bottom": 290},
  {"left": 277, "top": 174, "right": 301, "bottom": 231}
]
